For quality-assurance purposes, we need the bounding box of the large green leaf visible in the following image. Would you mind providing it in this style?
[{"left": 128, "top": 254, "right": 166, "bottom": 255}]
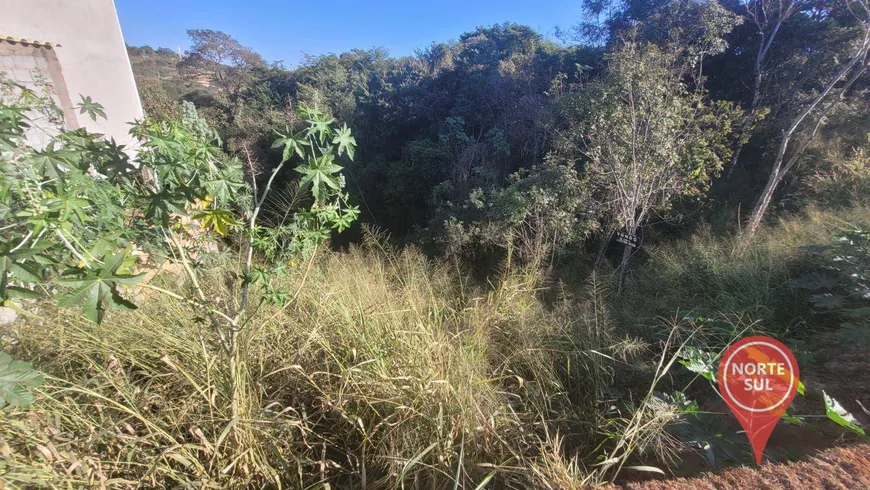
[
  {"left": 29, "top": 150, "right": 69, "bottom": 179},
  {"left": 679, "top": 346, "right": 717, "bottom": 382},
  {"left": 272, "top": 130, "right": 309, "bottom": 162},
  {"left": 823, "top": 391, "right": 866, "bottom": 438},
  {"left": 204, "top": 166, "right": 246, "bottom": 205},
  {"left": 5, "top": 286, "right": 41, "bottom": 299},
  {"left": 194, "top": 209, "right": 242, "bottom": 236},
  {"left": 7, "top": 261, "right": 41, "bottom": 283},
  {"left": 56, "top": 250, "right": 144, "bottom": 323},
  {"left": 96, "top": 152, "right": 136, "bottom": 182},
  {"left": 295, "top": 155, "right": 343, "bottom": 201},
  {"left": 0, "top": 352, "right": 44, "bottom": 409},
  {"left": 141, "top": 188, "right": 188, "bottom": 226},
  {"left": 332, "top": 123, "right": 356, "bottom": 161},
  {"left": 306, "top": 114, "right": 335, "bottom": 143}
]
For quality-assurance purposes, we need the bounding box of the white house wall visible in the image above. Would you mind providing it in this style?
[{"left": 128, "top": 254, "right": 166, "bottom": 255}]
[{"left": 0, "top": 0, "right": 144, "bottom": 149}]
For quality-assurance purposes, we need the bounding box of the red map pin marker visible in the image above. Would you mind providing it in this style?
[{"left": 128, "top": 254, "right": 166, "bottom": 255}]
[{"left": 717, "top": 335, "right": 800, "bottom": 465}]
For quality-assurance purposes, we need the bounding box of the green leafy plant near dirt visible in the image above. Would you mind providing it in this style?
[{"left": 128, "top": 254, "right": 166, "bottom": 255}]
[{"left": 673, "top": 337, "right": 866, "bottom": 465}]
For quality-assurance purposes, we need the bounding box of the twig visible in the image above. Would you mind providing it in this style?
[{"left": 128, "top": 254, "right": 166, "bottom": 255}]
[
  {"left": 136, "top": 283, "right": 236, "bottom": 325},
  {"left": 55, "top": 229, "right": 90, "bottom": 269}
]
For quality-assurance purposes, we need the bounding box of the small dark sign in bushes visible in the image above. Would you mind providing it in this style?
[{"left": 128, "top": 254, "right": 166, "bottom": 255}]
[{"left": 616, "top": 231, "right": 639, "bottom": 249}]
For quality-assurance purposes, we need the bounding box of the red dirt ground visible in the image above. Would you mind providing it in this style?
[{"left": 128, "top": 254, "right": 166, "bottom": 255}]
[{"left": 611, "top": 443, "right": 870, "bottom": 489}]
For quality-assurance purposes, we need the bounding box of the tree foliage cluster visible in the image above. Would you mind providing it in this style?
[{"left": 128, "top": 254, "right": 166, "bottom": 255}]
[{"left": 129, "top": 1, "right": 869, "bottom": 268}]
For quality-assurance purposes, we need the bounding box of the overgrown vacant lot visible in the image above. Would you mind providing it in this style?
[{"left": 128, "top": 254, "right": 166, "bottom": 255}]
[
  {"left": 2, "top": 208, "right": 868, "bottom": 488},
  {"left": 4, "top": 0, "right": 870, "bottom": 487}
]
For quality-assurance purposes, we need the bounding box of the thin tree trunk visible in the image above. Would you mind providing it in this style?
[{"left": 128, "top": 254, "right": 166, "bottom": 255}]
[
  {"left": 617, "top": 225, "right": 637, "bottom": 294},
  {"left": 617, "top": 241, "right": 632, "bottom": 294},
  {"left": 744, "top": 160, "right": 782, "bottom": 238},
  {"left": 725, "top": 0, "right": 802, "bottom": 180},
  {"left": 725, "top": 7, "right": 781, "bottom": 179},
  {"left": 742, "top": 22, "right": 870, "bottom": 244},
  {"left": 594, "top": 227, "right": 613, "bottom": 268}
]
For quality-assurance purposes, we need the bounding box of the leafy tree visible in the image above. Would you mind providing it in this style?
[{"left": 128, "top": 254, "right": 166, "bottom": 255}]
[
  {"left": 1, "top": 78, "right": 359, "bottom": 323},
  {"left": 722, "top": 0, "right": 806, "bottom": 179},
  {"left": 1, "top": 84, "right": 248, "bottom": 322},
  {"left": 254, "top": 107, "right": 360, "bottom": 260},
  {"left": 572, "top": 40, "right": 739, "bottom": 290},
  {"left": 178, "top": 29, "right": 268, "bottom": 102},
  {"left": 570, "top": 0, "right": 741, "bottom": 52},
  {"left": 122, "top": 14, "right": 870, "bottom": 259},
  {"left": 432, "top": 161, "right": 598, "bottom": 259},
  {"left": 1, "top": 79, "right": 360, "bottom": 437}
]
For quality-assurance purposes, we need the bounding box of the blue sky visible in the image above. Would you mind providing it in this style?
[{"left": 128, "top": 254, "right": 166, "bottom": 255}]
[{"left": 115, "top": 0, "right": 584, "bottom": 67}]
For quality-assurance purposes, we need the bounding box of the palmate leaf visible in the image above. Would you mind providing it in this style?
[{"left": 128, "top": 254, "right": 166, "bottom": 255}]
[
  {"left": 143, "top": 131, "right": 182, "bottom": 155},
  {"left": 272, "top": 130, "right": 308, "bottom": 162},
  {"left": 45, "top": 192, "right": 91, "bottom": 225},
  {"left": 679, "top": 346, "right": 718, "bottom": 382},
  {"left": 295, "top": 155, "right": 343, "bottom": 201},
  {"left": 56, "top": 250, "right": 144, "bottom": 324},
  {"left": 96, "top": 152, "right": 136, "bottom": 182},
  {"left": 332, "top": 123, "right": 356, "bottom": 160},
  {"left": 306, "top": 114, "right": 335, "bottom": 143},
  {"left": 194, "top": 208, "right": 243, "bottom": 236},
  {"left": 0, "top": 352, "right": 44, "bottom": 409},
  {"left": 76, "top": 95, "right": 106, "bottom": 121},
  {"left": 333, "top": 205, "right": 360, "bottom": 233},
  {"left": 246, "top": 267, "right": 271, "bottom": 285},
  {"left": 204, "top": 166, "right": 246, "bottom": 205},
  {"left": 29, "top": 150, "right": 70, "bottom": 179},
  {"left": 142, "top": 188, "right": 188, "bottom": 226}
]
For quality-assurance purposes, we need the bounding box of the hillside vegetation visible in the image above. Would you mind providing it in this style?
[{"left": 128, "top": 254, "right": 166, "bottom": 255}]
[{"left": 1, "top": 0, "right": 869, "bottom": 488}]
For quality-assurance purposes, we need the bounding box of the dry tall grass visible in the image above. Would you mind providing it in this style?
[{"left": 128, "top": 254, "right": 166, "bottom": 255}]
[
  {"left": 5, "top": 208, "right": 866, "bottom": 488},
  {"left": 1, "top": 238, "right": 633, "bottom": 489},
  {"left": 620, "top": 207, "right": 870, "bottom": 335}
]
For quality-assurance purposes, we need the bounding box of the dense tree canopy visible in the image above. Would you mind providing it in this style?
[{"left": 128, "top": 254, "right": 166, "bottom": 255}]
[{"left": 127, "top": 0, "right": 870, "bottom": 262}]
